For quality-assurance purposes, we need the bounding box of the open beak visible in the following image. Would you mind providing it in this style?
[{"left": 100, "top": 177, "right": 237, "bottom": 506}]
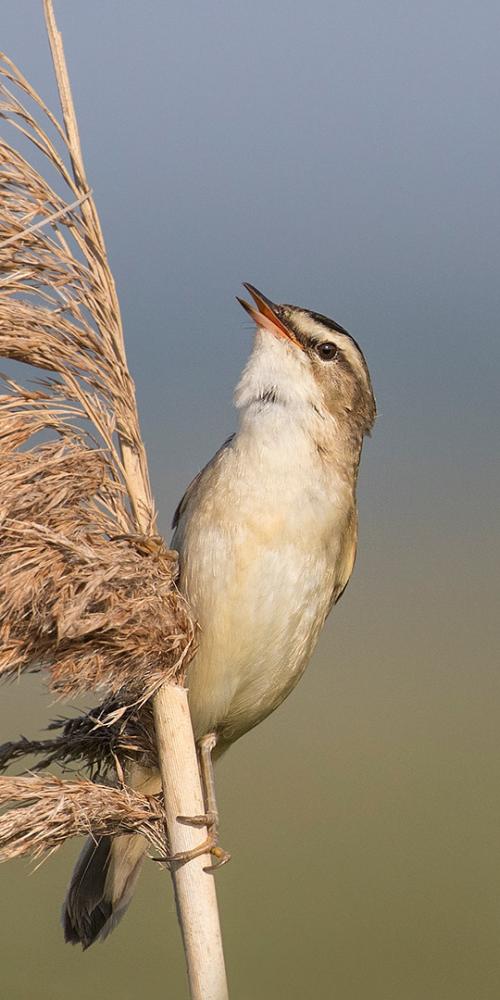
[{"left": 237, "top": 283, "right": 304, "bottom": 350}]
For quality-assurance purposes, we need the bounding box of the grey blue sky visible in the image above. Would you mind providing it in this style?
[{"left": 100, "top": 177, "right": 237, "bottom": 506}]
[{"left": 1, "top": 3, "right": 499, "bottom": 998}]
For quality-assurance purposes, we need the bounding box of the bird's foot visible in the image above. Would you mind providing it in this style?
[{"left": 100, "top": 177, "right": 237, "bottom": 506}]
[
  {"left": 151, "top": 733, "right": 229, "bottom": 873},
  {"left": 175, "top": 810, "right": 231, "bottom": 872},
  {"left": 153, "top": 811, "right": 230, "bottom": 872}
]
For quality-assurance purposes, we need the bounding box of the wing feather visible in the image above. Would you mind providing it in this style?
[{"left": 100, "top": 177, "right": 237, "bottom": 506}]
[
  {"left": 330, "top": 507, "right": 358, "bottom": 609},
  {"left": 171, "top": 434, "right": 235, "bottom": 531}
]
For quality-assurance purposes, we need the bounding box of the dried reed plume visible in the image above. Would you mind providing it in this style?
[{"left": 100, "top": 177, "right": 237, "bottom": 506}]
[
  {"left": 0, "top": 47, "right": 196, "bottom": 704},
  {"left": 0, "top": 699, "right": 157, "bottom": 780},
  {"left": 0, "top": 774, "right": 166, "bottom": 862},
  {"left": 0, "top": 7, "right": 227, "bottom": 993}
]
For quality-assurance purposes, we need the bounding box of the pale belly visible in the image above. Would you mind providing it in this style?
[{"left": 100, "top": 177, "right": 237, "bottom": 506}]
[
  {"left": 184, "top": 527, "right": 338, "bottom": 747},
  {"left": 174, "top": 413, "right": 354, "bottom": 750}
]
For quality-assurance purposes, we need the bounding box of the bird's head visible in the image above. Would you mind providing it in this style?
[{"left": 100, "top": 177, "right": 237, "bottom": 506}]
[{"left": 236, "top": 284, "right": 376, "bottom": 440}]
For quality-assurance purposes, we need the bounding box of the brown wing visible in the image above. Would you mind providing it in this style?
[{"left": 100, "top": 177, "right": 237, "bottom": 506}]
[
  {"left": 329, "top": 507, "right": 358, "bottom": 610},
  {"left": 171, "top": 434, "right": 235, "bottom": 531}
]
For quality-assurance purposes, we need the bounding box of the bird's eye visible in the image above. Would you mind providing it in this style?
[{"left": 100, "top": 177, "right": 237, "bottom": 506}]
[{"left": 316, "top": 342, "right": 338, "bottom": 361}]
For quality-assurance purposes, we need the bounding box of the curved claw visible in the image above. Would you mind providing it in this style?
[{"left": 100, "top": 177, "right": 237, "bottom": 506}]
[
  {"left": 203, "top": 846, "right": 231, "bottom": 873},
  {"left": 156, "top": 837, "right": 231, "bottom": 872}
]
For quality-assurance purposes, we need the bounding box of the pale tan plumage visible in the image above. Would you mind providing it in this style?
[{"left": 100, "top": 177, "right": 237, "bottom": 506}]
[{"left": 63, "top": 285, "right": 375, "bottom": 947}]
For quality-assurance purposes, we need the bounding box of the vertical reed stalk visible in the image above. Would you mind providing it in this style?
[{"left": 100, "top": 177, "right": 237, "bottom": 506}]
[
  {"left": 41, "top": 3, "right": 228, "bottom": 994},
  {"left": 154, "top": 687, "right": 228, "bottom": 1000}
]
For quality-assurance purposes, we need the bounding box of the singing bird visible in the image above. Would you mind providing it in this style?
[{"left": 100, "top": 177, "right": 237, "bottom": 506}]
[{"left": 63, "top": 284, "right": 376, "bottom": 947}]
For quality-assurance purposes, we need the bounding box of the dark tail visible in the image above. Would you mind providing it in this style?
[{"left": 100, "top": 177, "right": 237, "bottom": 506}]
[{"left": 62, "top": 833, "right": 146, "bottom": 949}]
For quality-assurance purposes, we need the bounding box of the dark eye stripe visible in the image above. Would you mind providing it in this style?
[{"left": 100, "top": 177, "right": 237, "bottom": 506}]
[{"left": 306, "top": 309, "right": 351, "bottom": 338}]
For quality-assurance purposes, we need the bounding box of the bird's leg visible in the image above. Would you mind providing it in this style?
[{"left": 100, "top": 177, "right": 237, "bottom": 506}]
[{"left": 166, "top": 733, "right": 231, "bottom": 873}]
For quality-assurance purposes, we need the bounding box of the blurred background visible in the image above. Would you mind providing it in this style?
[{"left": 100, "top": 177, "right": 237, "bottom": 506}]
[{"left": 1, "top": 1, "right": 499, "bottom": 997}]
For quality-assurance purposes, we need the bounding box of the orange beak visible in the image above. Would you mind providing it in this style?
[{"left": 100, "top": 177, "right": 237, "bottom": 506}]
[{"left": 237, "top": 283, "right": 304, "bottom": 350}]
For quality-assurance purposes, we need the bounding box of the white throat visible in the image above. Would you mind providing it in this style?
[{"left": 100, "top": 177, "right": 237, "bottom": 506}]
[{"left": 234, "top": 329, "right": 317, "bottom": 414}]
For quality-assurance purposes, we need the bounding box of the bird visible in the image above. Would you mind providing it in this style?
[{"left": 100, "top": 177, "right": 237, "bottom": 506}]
[{"left": 63, "top": 283, "right": 376, "bottom": 948}]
